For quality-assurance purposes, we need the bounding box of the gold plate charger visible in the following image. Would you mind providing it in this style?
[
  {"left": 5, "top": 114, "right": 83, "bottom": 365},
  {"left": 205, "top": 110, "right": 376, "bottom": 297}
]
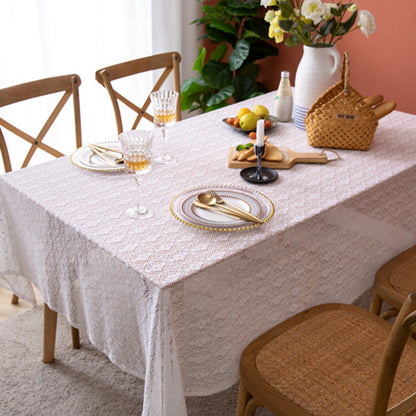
[
  {"left": 70, "top": 141, "right": 124, "bottom": 172},
  {"left": 170, "top": 184, "right": 275, "bottom": 232}
]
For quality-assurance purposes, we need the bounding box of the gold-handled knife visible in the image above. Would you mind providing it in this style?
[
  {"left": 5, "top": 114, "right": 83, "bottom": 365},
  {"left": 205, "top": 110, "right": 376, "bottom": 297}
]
[{"left": 193, "top": 200, "right": 263, "bottom": 224}]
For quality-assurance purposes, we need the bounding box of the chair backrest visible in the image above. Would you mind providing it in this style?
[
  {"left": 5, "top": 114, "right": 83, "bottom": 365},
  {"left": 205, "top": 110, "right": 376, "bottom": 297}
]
[
  {"left": 370, "top": 292, "right": 416, "bottom": 416},
  {"left": 95, "top": 51, "right": 181, "bottom": 135},
  {"left": 0, "top": 74, "right": 82, "bottom": 172}
]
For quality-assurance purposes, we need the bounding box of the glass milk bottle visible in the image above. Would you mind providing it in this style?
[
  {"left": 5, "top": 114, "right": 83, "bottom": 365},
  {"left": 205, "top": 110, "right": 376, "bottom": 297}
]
[{"left": 273, "top": 71, "right": 293, "bottom": 122}]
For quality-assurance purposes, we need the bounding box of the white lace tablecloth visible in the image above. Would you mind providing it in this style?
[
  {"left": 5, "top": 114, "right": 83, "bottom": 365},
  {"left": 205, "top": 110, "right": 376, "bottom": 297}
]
[{"left": 1, "top": 92, "right": 416, "bottom": 415}]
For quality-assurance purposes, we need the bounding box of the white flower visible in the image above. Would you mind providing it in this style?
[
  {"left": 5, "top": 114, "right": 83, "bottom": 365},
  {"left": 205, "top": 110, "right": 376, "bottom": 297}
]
[
  {"left": 301, "top": 0, "right": 325, "bottom": 25},
  {"left": 348, "top": 4, "right": 358, "bottom": 13},
  {"left": 264, "top": 10, "right": 275, "bottom": 23},
  {"left": 357, "top": 10, "right": 376, "bottom": 37},
  {"left": 322, "top": 3, "right": 338, "bottom": 20},
  {"left": 260, "top": 0, "right": 275, "bottom": 7}
]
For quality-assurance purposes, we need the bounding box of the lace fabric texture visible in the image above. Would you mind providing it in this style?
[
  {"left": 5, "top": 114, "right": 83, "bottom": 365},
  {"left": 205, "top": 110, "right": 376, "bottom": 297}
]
[{"left": 1, "top": 92, "right": 416, "bottom": 416}]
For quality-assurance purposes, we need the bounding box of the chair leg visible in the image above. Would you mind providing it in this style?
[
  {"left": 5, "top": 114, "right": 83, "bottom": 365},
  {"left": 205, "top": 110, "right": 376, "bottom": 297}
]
[
  {"left": 71, "top": 326, "right": 80, "bottom": 349},
  {"left": 369, "top": 291, "right": 383, "bottom": 315},
  {"left": 11, "top": 293, "right": 19, "bottom": 304},
  {"left": 237, "top": 381, "right": 256, "bottom": 416},
  {"left": 244, "top": 397, "right": 260, "bottom": 416},
  {"left": 43, "top": 303, "right": 57, "bottom": 363}
]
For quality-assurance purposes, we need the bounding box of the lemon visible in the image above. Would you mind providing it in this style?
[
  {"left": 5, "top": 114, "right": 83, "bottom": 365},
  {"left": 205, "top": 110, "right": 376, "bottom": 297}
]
[
  {"left": 237, "top": 107, "right": 251, "bottom": 119},
  {"left": 252, "top": 104, "right": 269, "bottom": 119},
  {"left": 240, "top": 113, "right": 260, "bottom": 131}
]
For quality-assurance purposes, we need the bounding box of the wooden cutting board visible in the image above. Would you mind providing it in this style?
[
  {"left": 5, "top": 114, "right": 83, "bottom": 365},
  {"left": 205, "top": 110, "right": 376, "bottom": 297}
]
[{"left": 228, "top": 146, "right": 329, "bottom": 169}]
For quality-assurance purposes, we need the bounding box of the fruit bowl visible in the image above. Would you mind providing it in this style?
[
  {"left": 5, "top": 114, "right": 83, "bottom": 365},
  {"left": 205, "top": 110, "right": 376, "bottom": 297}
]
[{"left": 222, "top": 115, "right": 279, "bottom": 133}]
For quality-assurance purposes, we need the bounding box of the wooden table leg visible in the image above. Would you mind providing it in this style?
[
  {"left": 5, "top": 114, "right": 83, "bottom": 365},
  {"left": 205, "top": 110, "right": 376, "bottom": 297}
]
[{"left": 43, "top": 302, "right": 57, "bottom": 363}]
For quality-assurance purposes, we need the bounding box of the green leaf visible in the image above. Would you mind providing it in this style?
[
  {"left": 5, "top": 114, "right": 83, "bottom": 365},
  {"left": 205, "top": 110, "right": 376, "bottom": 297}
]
[
  {"left": 192, "top": 46, "right": 206, "bottom": 74},
  {"left": 202, "top": 61, "right": 233, "bottom": 89},
  {"left": 206, "top": 85, "right": 235, "bottom": 106},
  {"left": 229, "top": 39, "right": 250, "bottom": 71},
  {"left": 233, "top": 73, "right": 257, "bottom": 102},
  {"left": 206, "top": 101, "right": 230, "bottom": 112},
  {"left": 302, "top": 24, "right": 314, "bottom": 34},
  {"left": 245, "top": 17, "right": 269, "bottom": 39},
  {"left": 278, "top": 19, "right": 293, "bottom": 32},
  {"left": 342, "top": 10, "right": 357, "bottom": 33},
  {"left": 247, "top": 91, "right": 265, "bottom": 99},
  {"left": 320, "top": 18, "right": 334, "bottom": 37},
  {"left": 205, "top": 24, "right": 236, "bottom": 45},
  {"left": 238, "top": 62, "right": 259, "bottom": 80},
  {"left": 209, "top": 19, "right": 238, "bottom": 36},
  {"left": 285, "top": 35, "right": 300, "bottom": 47},
  {"left": 279, "top": 1, "right": 293, "bottom": 19},
  {"left": 243, "top": 29, "right": 261, "bottom": 40},
  {"left": 246, "top": 40, "right": 279, "bottom": 63},
  {"left": 330, "top": 6, "right": 341, "bottom": 17},
  {"left": 180, "top": 77, "right": 212, "bottom": 110},
  {"left": 210, "top": 44, "right": 228, "bottom": 62}
]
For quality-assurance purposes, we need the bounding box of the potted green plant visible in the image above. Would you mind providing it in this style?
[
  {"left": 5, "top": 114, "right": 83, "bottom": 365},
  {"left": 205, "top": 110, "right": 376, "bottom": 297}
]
[{"left": 181, "top": 0, "right": 279, "bottom": 113}]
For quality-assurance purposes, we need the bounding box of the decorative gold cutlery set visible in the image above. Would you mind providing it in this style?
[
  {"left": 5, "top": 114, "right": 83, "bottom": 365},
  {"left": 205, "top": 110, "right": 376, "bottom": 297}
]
[
  {"left": 193, "top": 191, "right": 263, "bottom": 224},
  {"left": 88, "top": 143, "right": 124, "bottom": 167}
]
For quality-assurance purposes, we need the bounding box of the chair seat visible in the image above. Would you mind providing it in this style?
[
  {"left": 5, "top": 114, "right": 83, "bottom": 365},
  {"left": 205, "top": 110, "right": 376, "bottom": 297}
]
[
  {"left": 255, "top": 308, "right": 416, "bottom": 416},
  {"left": 390, "top": 256, "right": 416, "bottom": 296}
]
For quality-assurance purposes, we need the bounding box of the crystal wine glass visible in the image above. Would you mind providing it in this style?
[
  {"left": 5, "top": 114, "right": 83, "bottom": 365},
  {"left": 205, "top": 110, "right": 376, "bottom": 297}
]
[
  {"left": 119, "top": 130, "right": 153, "bottom": 219},
  {"left": 150, "top": 90, "right": 178, "bottom": 164}
]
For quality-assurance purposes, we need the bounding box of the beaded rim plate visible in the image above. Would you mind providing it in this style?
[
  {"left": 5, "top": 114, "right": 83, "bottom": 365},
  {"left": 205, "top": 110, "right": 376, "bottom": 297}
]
[
  {"left": 170, "top": 184, "right": 275, "bottom": 232},
  {"left": 222, "top": 115, "right": 278, "bottom": 133},
  {"left": 70, "top": 141, "right": 124, "bottom": 172}
]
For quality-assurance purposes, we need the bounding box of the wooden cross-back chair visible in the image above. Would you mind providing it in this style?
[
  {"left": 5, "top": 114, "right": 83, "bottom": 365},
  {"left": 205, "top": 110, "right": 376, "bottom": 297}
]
[
  {"left": 0, "top": 74, "right": 82, "bottom": 354},
  {"left": 95, "top": 51, "right": 181, "bottom": 135},
  {"left": 237, "top": 293, "right": 416, "bottom": 416},
  {"left": 370, "top": 245, "right": 416, "bottom": 321},
  {"left": 0, "top": 74, "right": 82, "bottom": 173}
]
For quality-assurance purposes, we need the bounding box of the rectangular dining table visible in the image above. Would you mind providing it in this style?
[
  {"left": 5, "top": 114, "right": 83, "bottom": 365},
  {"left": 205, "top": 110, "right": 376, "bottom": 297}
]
[{"left": 1, "top": 91, "right": 416, "bottom": 415}]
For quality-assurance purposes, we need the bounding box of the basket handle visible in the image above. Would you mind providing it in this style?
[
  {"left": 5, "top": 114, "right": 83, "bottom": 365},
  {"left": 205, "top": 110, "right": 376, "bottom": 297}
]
[{"left": 341, "top": 52, "right": 350, "bottom": 95}]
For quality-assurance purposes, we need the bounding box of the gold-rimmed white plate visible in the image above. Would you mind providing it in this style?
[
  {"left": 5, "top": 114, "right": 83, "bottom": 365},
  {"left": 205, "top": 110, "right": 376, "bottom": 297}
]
[
  {"left": 70, "top": 141, "right": 124, "bottom": 172},
  {"left": 170, "top": 184, "right": 275, "bottom": 232}
]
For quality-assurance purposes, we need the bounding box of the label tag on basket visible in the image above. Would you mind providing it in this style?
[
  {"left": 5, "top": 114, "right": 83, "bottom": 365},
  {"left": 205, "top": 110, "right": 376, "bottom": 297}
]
[{"left": 335, "top": 113, "right": 356, "bottom": 121}]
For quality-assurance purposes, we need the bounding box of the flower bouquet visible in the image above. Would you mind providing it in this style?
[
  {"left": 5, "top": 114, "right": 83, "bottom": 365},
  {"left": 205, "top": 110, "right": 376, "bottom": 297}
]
[
  {"left": 261, "top": 0, "right": 376, "bottom": 129},
  {"left": 261, "top": 0, "right": 376, "bottom": 47}
]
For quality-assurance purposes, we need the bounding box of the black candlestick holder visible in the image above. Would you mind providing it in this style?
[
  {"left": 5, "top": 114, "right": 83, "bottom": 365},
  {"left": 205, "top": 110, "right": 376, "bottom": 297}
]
[{"left": 240, "top": 144, "right": 278, "bottom": 184}]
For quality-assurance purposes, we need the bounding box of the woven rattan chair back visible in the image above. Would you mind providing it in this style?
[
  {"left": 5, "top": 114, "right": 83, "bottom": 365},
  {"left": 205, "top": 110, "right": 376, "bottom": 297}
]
[
  {"left": 0, "top": 74, "right": 82, "bottom": 173},
  {"left": 237, "top": 293, "right": 416, "bottom": 416},
  {"left": 370, "top": 245, "right": 416, "bottom": 321},
  {"left": 95, "top": 51, "right": 181, "bottom": 135}
]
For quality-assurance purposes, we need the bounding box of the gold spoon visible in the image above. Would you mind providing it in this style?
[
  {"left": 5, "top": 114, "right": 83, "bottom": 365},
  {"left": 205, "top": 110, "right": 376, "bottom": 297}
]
[
  {"left": 198, "top": 192, "right": 264, "bottom": 224},
  {"left": 193, "top": 200, "right": 259, "bottom": 223}
]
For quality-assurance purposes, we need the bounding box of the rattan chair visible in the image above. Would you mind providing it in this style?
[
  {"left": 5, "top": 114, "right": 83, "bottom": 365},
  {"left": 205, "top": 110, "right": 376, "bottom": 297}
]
[
  {"left": 370, "top": 245, "right": 416, "bottom": 321},
  {"left": 237, "top": 293, "right": 416, "bottom": 416},
  {"left": 0, "top": 74, "right": 82, "bottom": 358},
  {"left": 95, "top": 51, "right": 181, "bottom": 135}
]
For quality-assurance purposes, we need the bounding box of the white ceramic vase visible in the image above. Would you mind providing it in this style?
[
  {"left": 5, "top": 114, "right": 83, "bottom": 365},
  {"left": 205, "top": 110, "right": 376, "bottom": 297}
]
[{"left": 294, "top": 45, "right": 341, "bottom": 130}]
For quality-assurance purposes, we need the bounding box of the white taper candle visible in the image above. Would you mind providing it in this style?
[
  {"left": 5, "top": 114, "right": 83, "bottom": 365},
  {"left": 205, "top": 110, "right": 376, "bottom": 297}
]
[{"left": 256, "top": 119, "right": 264, "bottom": 146}]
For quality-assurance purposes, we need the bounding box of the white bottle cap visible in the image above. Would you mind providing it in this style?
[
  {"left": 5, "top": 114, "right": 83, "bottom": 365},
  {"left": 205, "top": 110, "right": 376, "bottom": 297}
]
[{"left": 281, "top": 71, "right": 290, "bottom": 78}]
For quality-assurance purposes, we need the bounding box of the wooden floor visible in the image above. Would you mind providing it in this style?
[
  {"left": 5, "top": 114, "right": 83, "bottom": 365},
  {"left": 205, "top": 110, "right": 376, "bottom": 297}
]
[{"left": 0, "top": 287, "right": 42, "bottom": 321}]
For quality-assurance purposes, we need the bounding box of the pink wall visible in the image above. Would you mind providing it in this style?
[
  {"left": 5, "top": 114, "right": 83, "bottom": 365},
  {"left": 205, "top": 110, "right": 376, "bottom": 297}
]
[{"left": 258, "top": 0, "right": 416, "bottom": 114}]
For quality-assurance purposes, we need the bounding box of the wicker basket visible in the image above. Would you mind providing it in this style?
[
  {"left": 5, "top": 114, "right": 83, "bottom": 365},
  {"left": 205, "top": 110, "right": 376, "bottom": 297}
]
[{"left": 305, "top": 52, "right": 379, "bottom": 151}]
